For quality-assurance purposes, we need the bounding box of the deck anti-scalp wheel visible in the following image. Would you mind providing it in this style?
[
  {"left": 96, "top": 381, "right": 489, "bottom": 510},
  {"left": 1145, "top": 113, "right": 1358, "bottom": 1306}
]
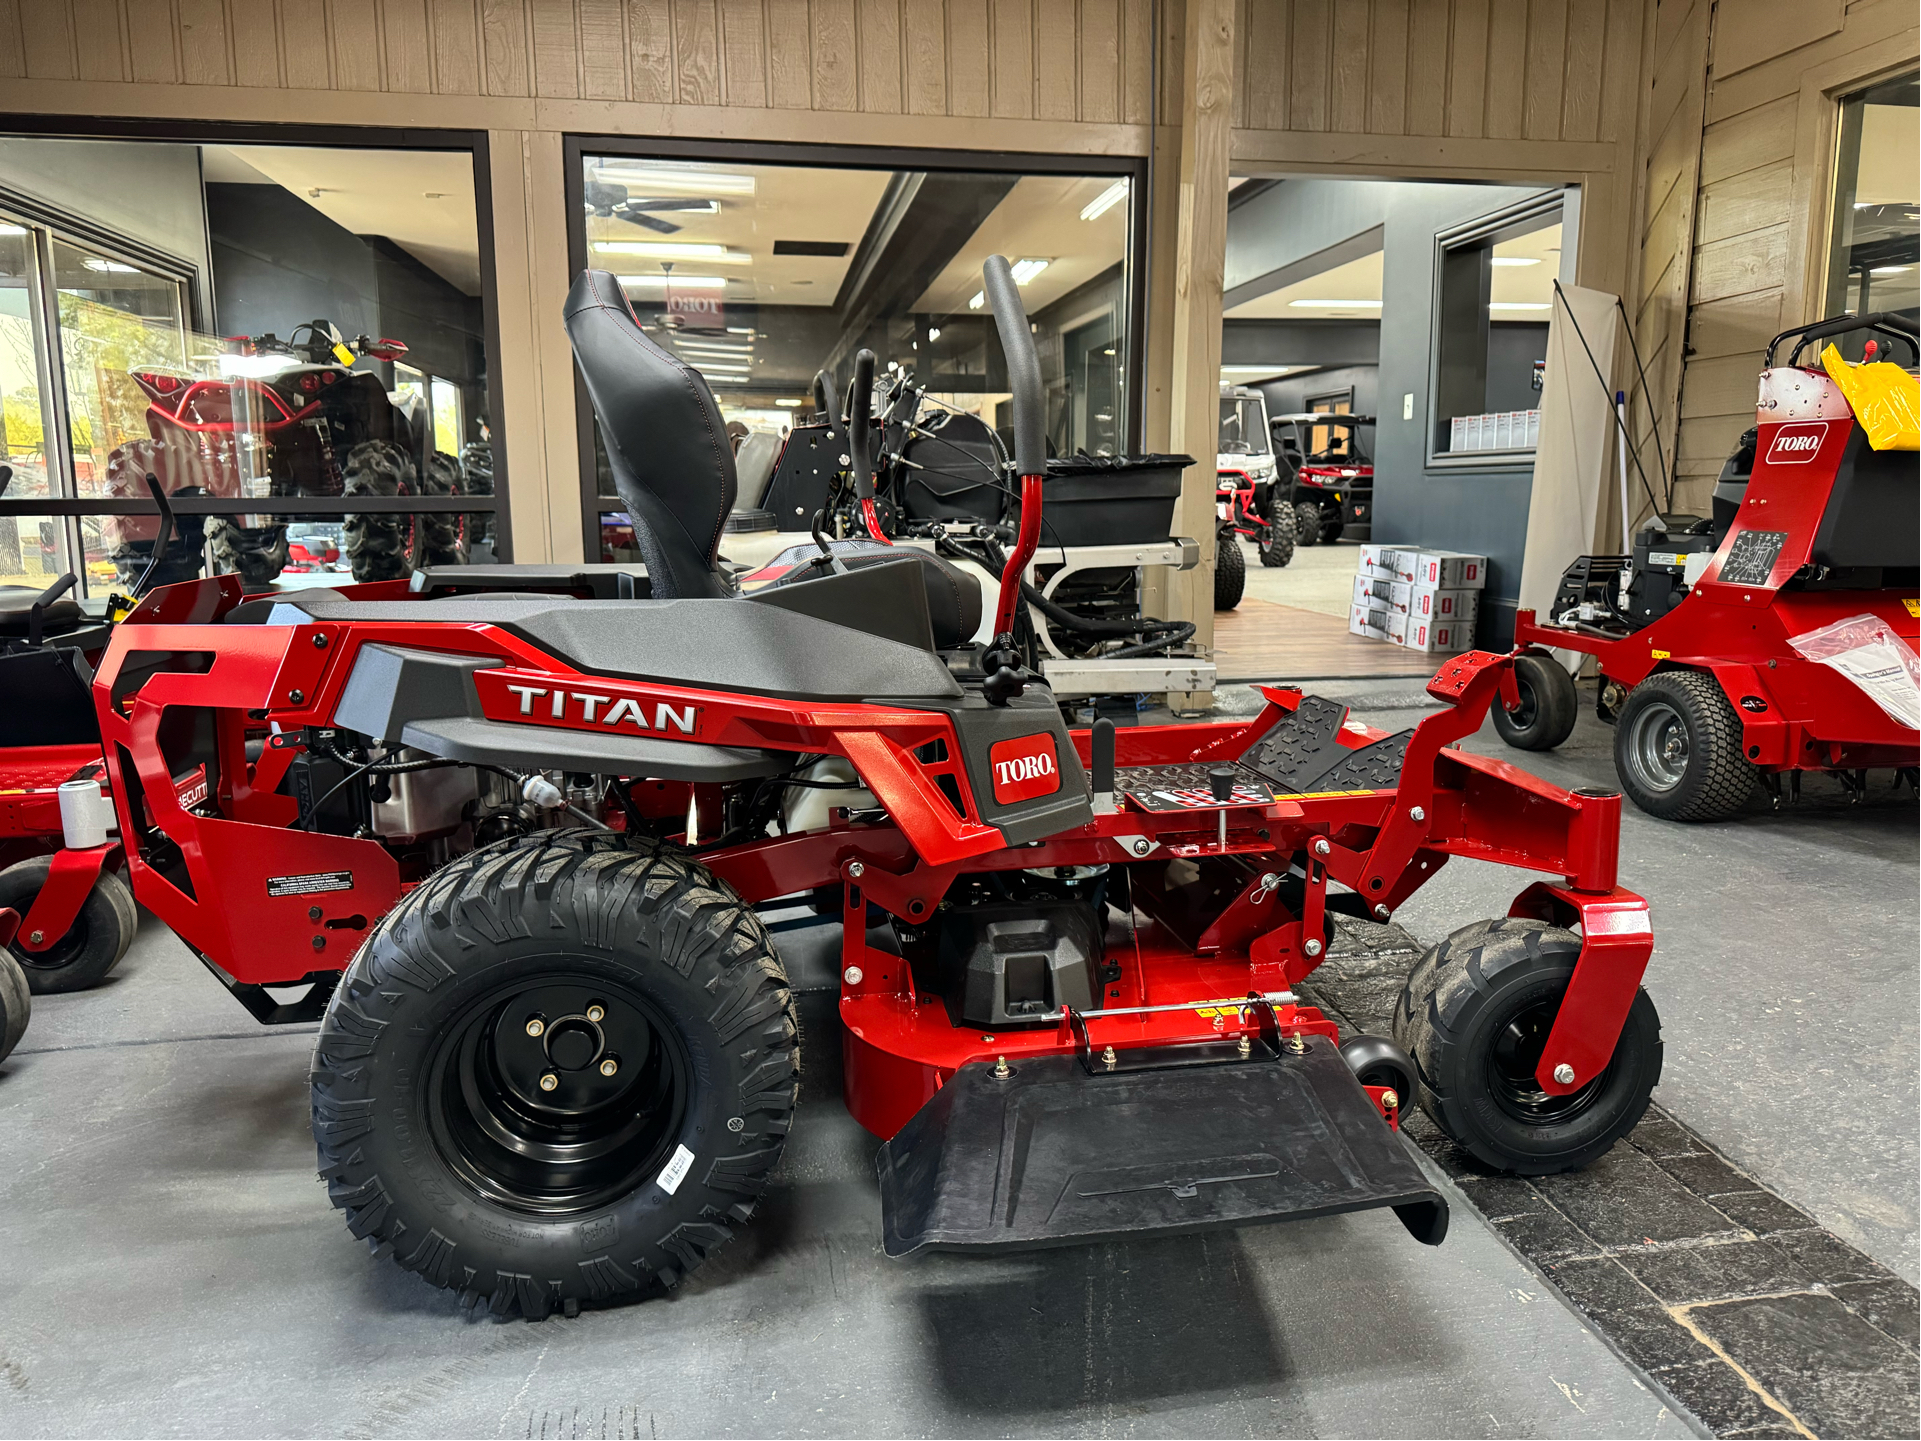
[
  {"left": 1492, "top": 651, "right": 1579, "bottom": 752},
  {"left": 311, "top": 829, "right": 799, "bottom": 1318},
  {"left": 1614, "top": 670, "right": 1758, "bottom": 821},
  {"left": 1393, "top": 918, "right": 1662, "bottom": 1174},
  {"left": 0, "top": 858, "right": 137, "bottom": 995}
]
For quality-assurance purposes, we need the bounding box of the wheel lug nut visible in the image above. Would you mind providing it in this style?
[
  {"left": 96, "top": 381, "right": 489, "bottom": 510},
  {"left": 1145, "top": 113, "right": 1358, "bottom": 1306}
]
[
  {"left": 599, "top": 1058, "right": 618, "bottom": 1077},
  {"left": 525, "top": 1017, "right": 545, "bottom": 1037},
  {"left": 539, "top": 1072, "right": 559, "bottom": 1091},
  {"left": 586, "top": 1004, "right": 605, "bottom": 1022}
]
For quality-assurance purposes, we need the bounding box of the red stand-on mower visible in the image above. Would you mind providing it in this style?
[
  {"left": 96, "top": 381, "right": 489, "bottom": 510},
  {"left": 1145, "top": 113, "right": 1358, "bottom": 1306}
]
[
  {"left": 1502, "top": 313, "right": 1919, "bottom": 821},
  {"left": 87, "top": 259, "right": 1664, "bottom": 1319}
]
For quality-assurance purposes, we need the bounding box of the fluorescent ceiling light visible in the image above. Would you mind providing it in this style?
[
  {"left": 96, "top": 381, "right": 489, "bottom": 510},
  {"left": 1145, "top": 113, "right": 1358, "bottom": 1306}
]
[
  {"left": 726, "top": 327, "right": 755, "bottom": 336},
  {"left": 1010, "top": 258, "right": 1052, "bottom": 284},
  {"left": 1080, "top": 180, "right": 1129, "bottom": 222},
  {"left": 1489, "top": 302, "right": 1550, "bottom": 311},
  {"left": 775, "top": 398, "right": 804, "bottom": 407},
  {"left": 1870, "top": 265, "right": 1911, "bottom": 274},
  {"left": 677, "top": 343, "right": 751, "bottom": 355},
  {"left": 82, "top": 257, "right": 140, "bottom": 274},
  {"left": 1490, "top": 257, "right": 1541, "bottom": 267},
  {"left": 968, "top": 292, "right": 985, "bottom": 310},
  {"left": 927, "top": 326, "right": 941, "bottom": 341},
  {"left": 590, "top": 164, "right": 756, "bottom": 195},
  {"left": 0, "top": 224, "right": 25, "bottom": 236},
  {"left": 1289, "top": 299, "right": 1381, "bottom": 308},
  {"left": 593, "top": 241, "right": 751, "bottom": 263},
  {"left": 617, "top": 275, "right": 728, "bottom": 290}
]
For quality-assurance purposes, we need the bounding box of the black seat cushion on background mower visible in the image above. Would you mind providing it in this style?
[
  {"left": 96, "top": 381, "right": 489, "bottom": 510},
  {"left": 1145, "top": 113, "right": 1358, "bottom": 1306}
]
[
  {"left": 275, "top": 592, "right": 963, "bottom": 701},
  {"left": 564, "top": 269, "right": 734, "bottom": 602},
  {"left": 0, "top": 586, "right": 85, "bottom": 639},
  {"left": 0, "top": 647, "right": 99, "bottom": 746}
]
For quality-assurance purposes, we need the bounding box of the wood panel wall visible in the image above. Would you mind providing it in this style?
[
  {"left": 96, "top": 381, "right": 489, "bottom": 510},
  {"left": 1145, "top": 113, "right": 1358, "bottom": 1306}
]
[
  {"left": 0, "top": 0, "right": 1158, "bottom": 136},
  {"left": 1643, "top": 0, "right": 1917, "bottom": 514}
]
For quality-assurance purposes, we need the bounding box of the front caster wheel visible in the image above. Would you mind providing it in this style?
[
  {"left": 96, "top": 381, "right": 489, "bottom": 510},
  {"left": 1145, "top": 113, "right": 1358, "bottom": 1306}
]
[
  {"left": 312, "top": 830, "right": 799, "bottom": 1317},
  {"left": 1392, "top": 918, "right": 1662, "bottom": 1174},
  {"left": 0, "top": 858, "right": 137, "bottom": 994},
  {"left": 0, "top": 948, "right": 28, "bottom": 1063},
  {"left": 1492, "top": 651, "right": 1579, "bottom": 751}
]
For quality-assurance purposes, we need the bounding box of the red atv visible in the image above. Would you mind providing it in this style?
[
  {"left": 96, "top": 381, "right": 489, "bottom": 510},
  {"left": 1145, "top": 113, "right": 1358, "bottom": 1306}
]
[
  {"left": 103, "top": 323, "right": 464, "bottom": 588},
  {"left": 1503, "top": 312, "right": 1919, "bottom": 820},
  {"left": 91, "top": 259, "right": 1663, "bottom": 1319}
]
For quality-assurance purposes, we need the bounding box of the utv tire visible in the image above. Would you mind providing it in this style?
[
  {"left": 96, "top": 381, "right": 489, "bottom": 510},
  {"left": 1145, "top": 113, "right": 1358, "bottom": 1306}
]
[
  {"left": 1294, "top": 501, "right": 1324, "bottom": 547},
  {"left": 1258, "top": 504, "right": 1295, "bottom": 567},
  {"left": 410, "top": 450, "right": 467, "bottom": 569},
  {"left": 1322, "top": 520, "right": 1345, "bottom": 544},
  {"left": 460, "top": 440, "right": 495, "bottom": 550},
  {"left": 1492, "top": 651, "right": 1579, "bottom": 751},
  {"left": 1214, "top": 528, "right": 1246, "bottom": 610},
  {"left": 1614, "top": 670, "right": 1757, "bottom": 821},
  {"left": 209, "top": 521, "right": 290, "bottom": 588},
  {"left": 312, "top": 830, "right": 799, "bottom": 1318},
  {"left": 342, "top": 439, "right": 415, "bottom": 582},
  {"left": 0, "top": 951, "right": 28, "bottom": 1064},
  {"left": 1394, "top": 918, "right": 1662, "bottom": 1174},
  {"left": 0, "top": 858, "right": 137, "bottom": 994}
]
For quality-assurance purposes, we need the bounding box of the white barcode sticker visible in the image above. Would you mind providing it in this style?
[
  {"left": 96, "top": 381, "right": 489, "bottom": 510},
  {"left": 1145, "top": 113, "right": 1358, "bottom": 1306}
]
[{"left": 656, "top": 1144, "right": 696, "bottom": 1196}]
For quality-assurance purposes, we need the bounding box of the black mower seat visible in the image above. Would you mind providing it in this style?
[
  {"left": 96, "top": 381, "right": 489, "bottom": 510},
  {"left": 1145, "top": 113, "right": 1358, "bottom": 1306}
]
[
  {"left": 268, "top": 591, "right": 963, "bottom": 701},
  {"left": 0, "top": 585, "right": 84, "bottom": 638}
]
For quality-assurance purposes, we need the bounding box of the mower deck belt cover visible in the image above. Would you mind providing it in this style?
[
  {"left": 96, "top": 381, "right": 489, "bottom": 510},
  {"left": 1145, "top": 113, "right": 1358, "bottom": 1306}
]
[{"left": 876, "top": 1037, "right": 1448, "bottom": 1256}]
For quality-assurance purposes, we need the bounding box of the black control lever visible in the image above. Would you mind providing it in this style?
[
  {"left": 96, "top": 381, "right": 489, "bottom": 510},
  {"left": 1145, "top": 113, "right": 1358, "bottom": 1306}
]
[
  {"left": 1091, "top": 718, "right": 1116, "bottom": 809},
  {"left": 1209, "top": 765, "right": 1237, "bottom": 851},
  {"left": 26, "top": 572, "right": 77, "bottom": 649}
]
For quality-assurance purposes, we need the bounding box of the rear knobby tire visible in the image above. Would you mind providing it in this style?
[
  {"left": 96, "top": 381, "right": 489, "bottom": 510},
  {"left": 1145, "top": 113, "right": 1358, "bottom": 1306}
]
[
  {"left": 1214, "top": 528, "right": 1246, "bottom": 610},
  {"left": 1293, "top": 501, "right": 1323, "bottom": 547},
  {"left": 0, "top": 858, "right": 137, "bottom": 994},
  {"left": 1491, "top": 651, "right": 1579, "bottom": 751},
  {"left": 311, "top": 829, "right": 799, "bottom": 1318},
  {"left": 1258, "top": 503, "right": 1295, "bottom": 567},
  {"left": 0, "top": 952, "right": 28, "bottom": 1064},
  {"left": 342, "top": 440, "right": 415, "bottom": 582},
  {"left": 1613, "top": 670, "right": 1757, "bottom": 821},
  {"left": 1393, "top": 918, "right": 1662, "bottom": 1175}
]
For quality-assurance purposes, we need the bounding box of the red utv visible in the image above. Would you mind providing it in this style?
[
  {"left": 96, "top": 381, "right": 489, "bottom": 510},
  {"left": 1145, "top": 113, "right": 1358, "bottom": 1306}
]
[{"left": 1271, "top": 412, "right": 1375, "bottom": 546}]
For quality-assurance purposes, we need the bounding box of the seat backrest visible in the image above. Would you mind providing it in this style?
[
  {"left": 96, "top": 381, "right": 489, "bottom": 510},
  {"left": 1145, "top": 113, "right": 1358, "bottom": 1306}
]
[
  {"left": 734, "top": 431, "right": 780, "bottom": 509},
  {"left": 564, "top": 270, "right": 734, "bottom": 599}
]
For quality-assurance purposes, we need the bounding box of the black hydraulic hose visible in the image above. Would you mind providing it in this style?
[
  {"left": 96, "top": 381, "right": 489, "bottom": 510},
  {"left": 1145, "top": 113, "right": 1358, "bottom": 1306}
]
[{"left": 957, "top": 533, "right": 1195, "bottom": 657}]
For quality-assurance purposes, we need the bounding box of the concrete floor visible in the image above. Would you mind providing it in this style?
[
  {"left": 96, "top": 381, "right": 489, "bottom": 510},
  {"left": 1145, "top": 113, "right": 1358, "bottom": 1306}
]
[
  {"left": 0, "top": 915, "right": 1696, "bottom": 1438},
  {"left": 1239, "top": 535, "right": 1368, "bottom": 620}
]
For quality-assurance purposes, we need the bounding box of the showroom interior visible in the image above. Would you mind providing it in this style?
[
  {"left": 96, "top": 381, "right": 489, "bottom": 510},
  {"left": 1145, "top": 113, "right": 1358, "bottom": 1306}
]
[{"left": 0, "top": 2, "right": 1915, "bottom": 1439}]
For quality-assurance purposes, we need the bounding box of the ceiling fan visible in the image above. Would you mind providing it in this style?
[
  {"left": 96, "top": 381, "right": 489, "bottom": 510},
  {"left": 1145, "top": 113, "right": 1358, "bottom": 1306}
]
[{"left": 582, "top": 181, "right": 719, "bottom": 235}]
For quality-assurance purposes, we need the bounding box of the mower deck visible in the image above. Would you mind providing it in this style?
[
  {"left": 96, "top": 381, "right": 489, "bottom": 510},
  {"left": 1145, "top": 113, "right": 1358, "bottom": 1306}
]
[{"left": 877, "top": 1038, "right": 1445, "bottom": 1256}]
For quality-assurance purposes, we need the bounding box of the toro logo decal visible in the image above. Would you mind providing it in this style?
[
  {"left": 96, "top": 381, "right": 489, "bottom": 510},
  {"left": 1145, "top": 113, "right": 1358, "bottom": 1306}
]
[
  {"left": 1765, "top": 422, "right": 1828, "bottom": 465},
  {"left": 989, "top": 733, "right": 1061, "bottom": 804}
]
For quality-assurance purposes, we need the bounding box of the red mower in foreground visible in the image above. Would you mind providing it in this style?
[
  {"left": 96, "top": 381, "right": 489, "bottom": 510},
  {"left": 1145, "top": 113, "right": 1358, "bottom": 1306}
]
[
  {"left": 1503, "top": 313, "right": 1919, "bottom": 821},
  {"left": 85, "top": 259, "right": 1663, "bottom": 1318}
]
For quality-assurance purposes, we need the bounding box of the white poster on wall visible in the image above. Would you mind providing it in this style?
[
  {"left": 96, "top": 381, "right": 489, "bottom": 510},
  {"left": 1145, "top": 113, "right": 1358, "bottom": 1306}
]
[{"left": 1520, "top": 283, "right": 1622, "bottom": 670}]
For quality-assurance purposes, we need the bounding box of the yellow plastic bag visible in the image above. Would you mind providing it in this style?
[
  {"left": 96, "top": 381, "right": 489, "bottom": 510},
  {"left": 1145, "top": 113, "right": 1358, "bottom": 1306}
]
[{"left": 1821, "top": 343, "right": 1920, "bottom": 450}]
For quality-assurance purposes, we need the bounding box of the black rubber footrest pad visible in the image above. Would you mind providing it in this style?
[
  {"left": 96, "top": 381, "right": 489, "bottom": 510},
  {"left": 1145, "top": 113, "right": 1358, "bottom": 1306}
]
[
  {"left": 1238, "top": 695, "right": 1351, "bottom": 793},
  {"left": 1310, "top": 728, "right": 1413, "bottom": 793},
  {"left": 876, "top": 1035, "right": 1447, "bottom": 1256}
]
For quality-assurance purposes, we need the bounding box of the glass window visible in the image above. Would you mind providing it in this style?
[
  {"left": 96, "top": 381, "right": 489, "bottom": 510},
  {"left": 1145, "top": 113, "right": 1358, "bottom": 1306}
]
[
  {"left": 1432, "top": 210, "right": 1560, "bottom": 458},
  {"left": 1218, "top": 390, "right": 1266, "bottom": 455},
  {"left": 0, "top": 135, "right": 500, "bottom": 594},
  {"left": 578, "top": 152, "right": 1136, "bottom": 559},
  {"left": 1825, "top": 72, "right": 1919, "bottom": 357}
]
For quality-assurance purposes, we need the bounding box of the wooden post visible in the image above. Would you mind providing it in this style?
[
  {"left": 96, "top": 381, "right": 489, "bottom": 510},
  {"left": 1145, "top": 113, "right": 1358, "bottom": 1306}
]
[{"left": 1162, "top": 0, "right": 1234, "bottom": 710}]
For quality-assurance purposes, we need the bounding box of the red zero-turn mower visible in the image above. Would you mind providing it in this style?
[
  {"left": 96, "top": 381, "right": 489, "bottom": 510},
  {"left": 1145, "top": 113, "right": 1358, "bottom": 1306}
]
[
  {"left": 0, "top": 476, "right": 140, "bottom": 1004},
  {"left": 91, "top": 259, "right": 1664, "bottom": 1319},
  {"left": 1504, "top": 313, "right": 1919, "bottom": 821}
]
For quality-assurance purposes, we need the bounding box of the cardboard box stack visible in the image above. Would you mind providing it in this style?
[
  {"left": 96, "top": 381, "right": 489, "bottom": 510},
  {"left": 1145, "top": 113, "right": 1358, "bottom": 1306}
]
[{"left": 1349, "top": 544, "right": 1486, "bottom": 654}]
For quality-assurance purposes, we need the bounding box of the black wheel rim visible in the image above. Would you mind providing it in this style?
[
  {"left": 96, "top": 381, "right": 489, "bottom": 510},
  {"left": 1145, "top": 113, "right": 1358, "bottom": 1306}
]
[
  {"left": 1485, "top": 994, "right": 1611, "bottom": 1125},
  {"left": 1507, "top": 676, "right": 1539, "bottom": 730},
  {"left": 424, "top": 972, "right": 691, "bottom": 1215},
  {"left": 9, "top": 891, "right": 87, "bottom": 971}
]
